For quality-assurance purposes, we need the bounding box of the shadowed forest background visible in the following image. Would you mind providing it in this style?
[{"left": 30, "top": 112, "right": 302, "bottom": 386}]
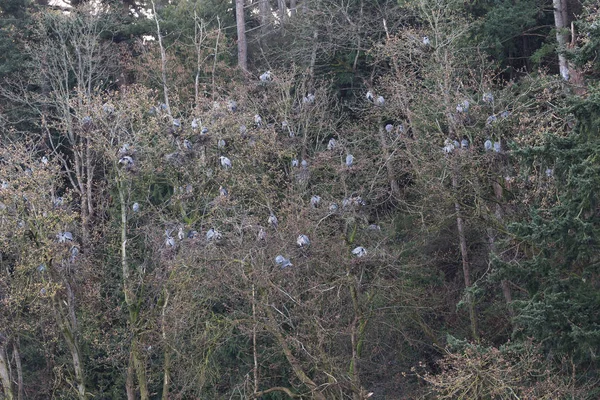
[{"left": 0, "top": 0, "right": 599, "bottom": 398}]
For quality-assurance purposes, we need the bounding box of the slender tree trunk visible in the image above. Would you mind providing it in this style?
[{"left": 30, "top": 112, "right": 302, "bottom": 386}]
[
  {"left": 290, "top": 0, "right": 297, "bottom": 16},
  {"left": 377, "top": 124, "right": 400, "bottom": 197},
  {"left": 12, "top": 340, "right": 23, "bottom": 400},
  {"left": 126, "top": 352, "right": 135, "bottom": 400},
  {"left": 53, "top": 297, "right": 86, "bottom": 400},
  {"left": 161, "top": 292, "right": 170, "bottom": 400},
  {"left": 118, "top": 176, "right": 149, "bottom": 400},
  {"left": 259, "top": 0, "right": 270, "bottom": 35},
  {"left": 252, "top": 284, "right": 259, "bottom": 396},
  {"left": 488, "top": 181, "right": 514, "bottom": 317},
  {"left": 452, "top": 168, "right": 479, "bottom": 342},
  {"left": 277, "top": 0, "right": 286, "bottom": 25},
  {"left": 0, "top": 343, "right": 14, "bottom": 400},
  {"left": 151, "top": 0, "right": 171, "bottom": 115},
  {"left": 235, "top": 0, "right": 248, "bottom": 71},
  {"left": 552, "top": 0, "right": 570, "bottom": 80}
]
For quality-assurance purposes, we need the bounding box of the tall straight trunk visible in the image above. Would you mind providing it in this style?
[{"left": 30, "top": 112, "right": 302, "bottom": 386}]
[
  {"left": 53, "top": 297, "right": 86, "bottom": 400},
  {"left": 377, "top": 124, "right": 400, "bottom": 197},
  {"left": 552, "top": 0, "right": 570, "bottom": 80},
  {"left": 151, "top": 0, "right": 171, "bottom": 115},
  {"left": 258, "top": 0, "right": 270, "bottom": 35},
  {"left": 161, "top": 292, "right": 170, "bottom": 400},
  {"left": 277, "top": 0, "right": 286, "bottom": 25},
  {"left": 118, "top": 176, "right": 149, "bottom": 400},
  {"left": 126, "top": 352, "right": 135, "bottom": 400},
  {"left": 289, "top": 0, "right": 297, "bottom": 16},
  {"left": 452, "top": 168, "right": 479, "bottom": 342},
  {"left": 12, "top": 340, "right": 23, "bottom": 400},
  {"left": 235, "top": 0, "right": 247, "bottom": 71},
  {"left": 488, "top": 182, "right": 514, "bottom": 317},
  {"left": 0, "top": 343, "right": 14, "bottom": 400}
]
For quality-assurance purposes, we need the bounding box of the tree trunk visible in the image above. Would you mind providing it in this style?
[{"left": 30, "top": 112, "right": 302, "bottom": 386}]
[
  {"left": 377, "top": 124, "right": 400, "bottom": 197},
  {"left": 12, "top": 340, "right": 23, "bottom": 400},
  {"left": 118, "top": 176, "right": 149, "bottom": 400},
  {"left": 151, "top": 0, "right": 171, "bottom": 115},
  {"left": 126, "top": 352, "right": 135, "bottom": 400},
  {"left": 290, "top": 0, "right": 297, "bottom": 16},
  {"left": 552, "top": 0, "right": 570, "bottom": 80},
  {"left": 235, "top": 0, "right": 248, "bottom": 71},
  {"left": 452, "top": 166, "right": 479, "bottom": 342},
  {"left": 0, "top": 343, "right": 14, "bottom": 400},
  {"left": 259, "top": 0, "right": 270, "bottom": 35},
  {"left": 277, "top": 0, "right": 286, "bottom": 25},
  {"left": 53, "top": 298, "right": 86, "bottom": 400}
]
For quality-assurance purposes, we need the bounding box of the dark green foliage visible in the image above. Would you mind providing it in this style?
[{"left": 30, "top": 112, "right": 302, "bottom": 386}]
[{"left": 496, "top": 86, "right": 600, "bottom": 371}]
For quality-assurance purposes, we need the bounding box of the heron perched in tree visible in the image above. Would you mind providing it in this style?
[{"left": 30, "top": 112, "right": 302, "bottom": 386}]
[
  {"left": 486, "top": 115, "right": 497, "bottom": 125},
  {"left": 256, "top": 227, "right": 266, "bottom": 241},
  {"left": 291, "top": 158, "right": 299, "bottom": 168},
  {"left": 187, "top": 230, "right": 198, "bottom": 239},
  {"left": 165, "top": 230, "right": 175, "bottom": 247},
  {"left": 57, "top": 231, "right": 74, "bottom": 243},
  {"left": 310, "top": 195, "right": 321, "bottom": 208},
  {"left": 443, "top": 139, "right": 455, "bottom": 154},
  {"left": 201, "top": 127, "right": 209, "bottom": 135},
  {"left": 220, "top": 156, "right": 232, "bottom": 169},
  {"left": 254, "top": 114, "right": 262, "bottom": 128},
  {"left": 103, "top": 103, "right": 114, "bottom": 114},
  {"left": 160, "top": 103, "right": 168, "bottom": 112},
  {"left": 41, "top": 156, "right": 49, "bottom": 165},
  {"left": 484, "top": 139, "right": 493, "bottom": 151},
  {"left": 422, "top": 36, "right": 430, "bottom": 46},
  {"left": 218, "top": 139, "right": 226, "bottom": 149},
  {"left": 178, "top": 227, "right": 185, "bottom": 241},
  {"left": 329, "top": 203, "right": 338, "bottom": 211},
  {"left": 82, "top": 116, "right": 92, "bottom": 126},
  {"left": 1, "top": 181, "right": 8, "bottom": 190},
  {"left": 303, "top": 93, "right": 315, "bottom": 104},
  {"left": 545, "top": 168, "right": 553, "bottom": 177},
  {"left": 352, "top": 246, "right": 367, "bottom": 257},
  {"left": 368, "top": 224, "right": 381, "bottom": 231},
  {"left": 192, "top": 118, "right": 199, "bottom": 130},
  {"left": 69, "top": 246, "right": 79, "bottom": 262},
  {"left": 206, "top": 228, "right": 220, "bottom": 241},
  {"left": 301, "top": 160, "right": 308, "bottom": 169},
  {"left": 37, "top": 264, "right": 46, "bottom": 273},
  {"left": 366, "top": 90, "right": 374, "bottom": 102},
  {"left": 275, "top": 255, "right": 292, "bottom": 268},
  {"left": 219, "top": 186, "right": 228, "bottom": 197},
  {"left": 53, "top": 197, "right": 64, "bottom": 207},
  {"left": 240, "top": 125, "right": 247, "bottom": 136},
  {"left": 297, "top": 234, "right": 310, "bottom": 247},
  {"left": 376, "top": 95, "right": 385, "bottom": 106},
  {"left": 268, "top": 213, "right": 278, "bottom": 229},
  {"left": 327, "top": 138, "right": 337, "bottom": 150},
  {"left": 385, "top": 124, "right": 393, "bottom": 133},
  {"left": 456, "top": 100, "right": 470, "bottom": 113},
  {"left": 346, "top": 154, "right": 354, "bottom": 168},
  {"left": 493, "top": 141, "right": 501, "bottom": 153},
  {"left": 228, "top": 100, "right": 238, "bottom": 112},
  {"left": 483, "top": 92, "right": 494, "bottom": 103},
  {"left": 132, "top": 202, "right": 140, "bottom": 212},
  {"left": 500, "top": 110, "right": 511, "bottom": 119},
  {"left": 173, "top": 119, "right": 181, "bottom": 129},
  {"left": 119, "top": 144, "right": 131, "bottom": 156},
  {"left": 260, "top": 70, "right": 272, "bottom": 82},
  {"left": 183, "top": 139, "right": 193, "bottom": 150},
  {"left": 119, "top": 156, "right": 134, "bottom": 168},
  {"left": 461, "top": 139, "right": 469, "bottom": 149}
]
